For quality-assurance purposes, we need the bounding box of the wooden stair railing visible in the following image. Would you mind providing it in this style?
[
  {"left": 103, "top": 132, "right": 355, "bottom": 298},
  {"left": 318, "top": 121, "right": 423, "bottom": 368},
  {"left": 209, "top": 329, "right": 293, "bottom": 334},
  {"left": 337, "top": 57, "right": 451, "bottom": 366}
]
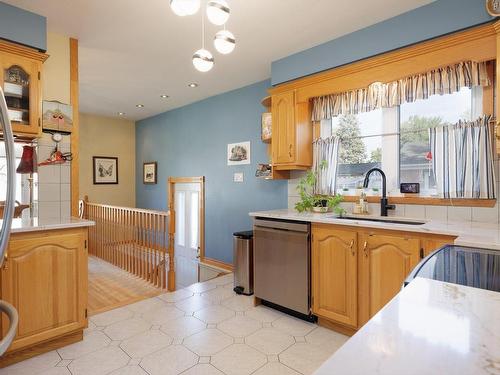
[{"left": 80, "top": 196, "right": 175, "bottom": 290}]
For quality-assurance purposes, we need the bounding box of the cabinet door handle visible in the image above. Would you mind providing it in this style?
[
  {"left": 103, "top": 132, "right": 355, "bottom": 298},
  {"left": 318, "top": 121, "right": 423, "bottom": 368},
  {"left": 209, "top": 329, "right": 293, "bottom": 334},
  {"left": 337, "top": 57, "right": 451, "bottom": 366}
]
[
  {"left": 363, "top": 241, "right": 368, "bottom": 258},
  {"left": 349, "top": 239, "right": 355, "bottom": 256}
]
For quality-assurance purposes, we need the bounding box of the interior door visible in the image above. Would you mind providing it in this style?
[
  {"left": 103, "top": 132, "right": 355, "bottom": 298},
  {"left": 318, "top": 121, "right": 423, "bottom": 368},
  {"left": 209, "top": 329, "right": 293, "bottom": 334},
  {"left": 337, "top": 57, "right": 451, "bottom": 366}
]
[{"left": 174, "top": 183, "right": 201, "bottom": 288}]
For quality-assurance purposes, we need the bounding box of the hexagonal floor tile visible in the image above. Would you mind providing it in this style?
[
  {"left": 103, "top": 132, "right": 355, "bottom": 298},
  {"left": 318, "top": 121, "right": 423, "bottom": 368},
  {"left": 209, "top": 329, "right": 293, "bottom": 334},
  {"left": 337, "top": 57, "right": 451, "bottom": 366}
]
[
  {"left": 253, "top": 362, "right": 301, "bottom": 375},
  {"left": 194, "top": 305, "right": 235, "bottom": 324},
  {"left": 108, "top": 366, "right": 149, "bottom": 375},
  {"left": 104, "top": 318, "right": 151, "bottom": 341},
  {"left": 305, "top": 326, "right": 348, "bottom": 351},
  {"left": 160, "top": 316, "right": 206, "bottom": 339},
  {"left": 0, "top": 350, "right": 61, "bottom": 375},
  {"left": 183, "top": 329, "right": 233, "bottom": 356},
  {"left": 272, "top": 316, "right": 316, "bottom": 337},
  {"left": 201, "top": 287, "right": 235, "bottom": 303},
  {"left": 187, "top": 281, "right": 218, "bottom": 293},
  {"left": 140, "top": 345, "right": 198, "bottom": 375},
  {"left": 279, "top": 342, "right": 337, "bottom": 375},
  {"left": 120, "top": 330, "right": 173, "bottom": 358},
  {"left": 245, "top": 305, "right": 283, "bottom": 323},
  {"left": 175, "top": 295, "right": 212, "bottom": 314},
  {"left": 221, "top": 295, "right": 255, "bottom": 312},
  {"left": 217, "top": 316, "right": 262, "bottom": 338},
  {"left": 141, "top": 305, "right": 185, "bottom": 325},
  {"left": 57, "top": 330, "right": 111, "bottom": 359},
  {"left": 68, "top": 346, "right": 129, "bottom": 375},
  {"left": 181, "top": 364, "right": 225, "bottom": 375},
  {"left": 246, "top": 328, "right": 295, "bottom": 355},
  {"left": 211, "top": 344, "right": 267, "bottom": 375},
  {"left": 90, "top": 306, "right": 134, "bottom": 327},
  {"left": 158, "top": 288, "right": 193, "bottom": 303}
]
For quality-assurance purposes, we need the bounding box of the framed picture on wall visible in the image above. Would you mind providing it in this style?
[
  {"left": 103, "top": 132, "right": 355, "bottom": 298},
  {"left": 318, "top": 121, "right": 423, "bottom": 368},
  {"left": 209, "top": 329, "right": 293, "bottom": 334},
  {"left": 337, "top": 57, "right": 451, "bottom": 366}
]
[
  {"left": 143, "top": 162, "right": 157, "bottom": 184},
  {"left": 93, "top": 156, "right": 118, "bottom": 184},
  {"left": 227, "top": 141, "right": 251, "bottom": 166}
]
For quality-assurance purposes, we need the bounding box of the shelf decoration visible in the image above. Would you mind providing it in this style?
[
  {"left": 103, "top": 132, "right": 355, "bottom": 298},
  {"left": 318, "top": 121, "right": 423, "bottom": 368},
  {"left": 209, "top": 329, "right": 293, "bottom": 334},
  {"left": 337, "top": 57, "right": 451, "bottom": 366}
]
[
  {"left": 261, "top": 112, "right": 272, "bottom": 142},
  {"left": 93, "top": 156, "right": 118, "bottom": 185},
  {"left": 42, "top": 100, "right": 73, "bottom": 133},
  {"left": 227, "top": 141, "right": 250, "bottom": 166},
  {"left": 143, "top": 162, "right": 158, "bottom": 184}
]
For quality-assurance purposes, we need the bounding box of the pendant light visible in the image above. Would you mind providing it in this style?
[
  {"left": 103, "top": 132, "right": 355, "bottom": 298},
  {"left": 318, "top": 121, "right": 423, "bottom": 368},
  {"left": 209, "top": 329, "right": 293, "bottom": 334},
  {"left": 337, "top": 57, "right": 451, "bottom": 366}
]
[
  {"left": 192, "top": 11, "right": 214, "bottom": 72},
  {"left": 170, "top": 0, "right": 200, "bottom": 16},
  {"left": 206, "top": 0, "right": 230, "bottom": 26},
  {"left": 214, "top": 27, "right": 235, "bottom": 54}
]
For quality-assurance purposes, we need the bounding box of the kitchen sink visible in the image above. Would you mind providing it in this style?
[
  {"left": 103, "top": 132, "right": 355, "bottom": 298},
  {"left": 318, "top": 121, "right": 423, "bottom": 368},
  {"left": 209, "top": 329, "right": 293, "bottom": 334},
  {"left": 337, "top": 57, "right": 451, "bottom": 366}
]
[{"left": 332, "top": 215, "right": 426, "bottom": 226}]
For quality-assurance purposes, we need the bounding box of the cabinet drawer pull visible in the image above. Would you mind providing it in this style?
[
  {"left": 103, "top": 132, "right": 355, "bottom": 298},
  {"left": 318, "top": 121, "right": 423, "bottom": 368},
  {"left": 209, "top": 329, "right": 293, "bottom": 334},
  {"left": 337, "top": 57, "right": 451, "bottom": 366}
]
[
  {"left": 349, "top": 239, "right": 355, "bottom": 256},
  {"left": 363, "top": 241, "right": 368, "bottom": 257}
]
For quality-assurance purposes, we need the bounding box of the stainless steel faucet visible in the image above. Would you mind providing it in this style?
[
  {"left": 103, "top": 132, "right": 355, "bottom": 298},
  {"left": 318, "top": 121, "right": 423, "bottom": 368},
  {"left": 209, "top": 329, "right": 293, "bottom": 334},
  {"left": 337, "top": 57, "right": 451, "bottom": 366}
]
[{"left": 363, "top": 168, "right": 395, "bottom": 216}]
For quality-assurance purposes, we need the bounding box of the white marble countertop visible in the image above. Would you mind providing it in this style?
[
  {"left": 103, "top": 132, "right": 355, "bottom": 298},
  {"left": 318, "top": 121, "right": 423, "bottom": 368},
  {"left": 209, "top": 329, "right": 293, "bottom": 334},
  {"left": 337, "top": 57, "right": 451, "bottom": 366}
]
[
  {"left": 314, "top": 277, "right": 500, "bottom": 375},
  {"left": 4, "top": 217, "right": 95, "bottom": 234},
  {"left": 249, "top": 209, "right": 500, "bottom": 250}
]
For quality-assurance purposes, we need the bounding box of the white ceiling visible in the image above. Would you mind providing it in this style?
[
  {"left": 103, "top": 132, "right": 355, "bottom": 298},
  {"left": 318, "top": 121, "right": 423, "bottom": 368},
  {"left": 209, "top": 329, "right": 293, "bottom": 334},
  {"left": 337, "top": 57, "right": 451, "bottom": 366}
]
[{"left": 5, "top": 0, "right": 433, "bottom": 121}]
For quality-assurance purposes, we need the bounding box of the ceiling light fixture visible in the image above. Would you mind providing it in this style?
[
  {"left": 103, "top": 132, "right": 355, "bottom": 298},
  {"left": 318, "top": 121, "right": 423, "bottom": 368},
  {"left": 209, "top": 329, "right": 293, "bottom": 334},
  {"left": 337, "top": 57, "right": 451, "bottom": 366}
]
[
  {"left": 188, "top": 83, "right": 199, "bottom": 88},
  {"left": 192, "top": 10, "right": 214, "bottom": 72},
  {"left": 160, "top": 94, "right": 169, "bottom": 98},
  {"left": 214, "top": 28, "right": 235, "bottom": 54},
  {"left": 206, "top": 0, "right": 230, "bottom": 26},
  {"left": 170, "top": 0, "right": 200, "bottom": 16},
  {"left": 136, "top": 104, "right": 144, "bottom": 108}
]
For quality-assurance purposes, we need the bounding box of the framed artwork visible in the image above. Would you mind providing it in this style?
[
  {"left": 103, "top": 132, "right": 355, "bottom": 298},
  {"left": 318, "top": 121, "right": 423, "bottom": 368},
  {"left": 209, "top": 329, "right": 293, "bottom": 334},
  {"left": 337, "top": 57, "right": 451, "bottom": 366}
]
[
  {"left": 93, "top": 156, "right": 118, "bottom": 184},
  {"left": 227, "top": 141, "right": 251, "bottom": 166},
  {"left": 42, "top": 100, "right": 73, "bottom": 133},
  {"left": 143, "top": 162, "right": 157, "bottom": 184},
  {"left": 261, "top": 112, "right": 272, "bottom": 141}
]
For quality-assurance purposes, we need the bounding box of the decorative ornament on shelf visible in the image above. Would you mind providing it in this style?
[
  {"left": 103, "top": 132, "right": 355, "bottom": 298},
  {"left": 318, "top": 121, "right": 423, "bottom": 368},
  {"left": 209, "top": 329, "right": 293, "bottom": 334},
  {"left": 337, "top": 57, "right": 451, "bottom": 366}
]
[
  {"left": 206, "top": 0, "right": 230, "bottom": 25},
  {"left": 170, "top": 0, "right": 201, "bottom": 16},
  {"left": 486, "top": 0, "right": 500, "bottom": 16}
]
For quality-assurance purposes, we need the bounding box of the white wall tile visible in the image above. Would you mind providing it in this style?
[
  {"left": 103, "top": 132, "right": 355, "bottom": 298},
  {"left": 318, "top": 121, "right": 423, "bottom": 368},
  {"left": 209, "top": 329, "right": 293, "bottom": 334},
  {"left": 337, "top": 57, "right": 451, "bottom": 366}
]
[
  {"left": 61, "top": 201, "right": 71, "bottom": 219},
  {"left": 38, "top": 201, "right": 61, "bottom": 219},
  {"left": 61, "top": 165, "right": 71, "bottom": 184},
  {"left": 404, "top": 205, "right": 426, "bottom": 219},
  {"left": 447, "top": 206, "right": 472, "bottom": 222},
  {"left": 388, "top": 204, "right": 405, "bottom": 218},
  {"left": 38, "top": 165, "right": 60, "bottom": 184},
  {"left": 288, "top": 196, "right": 299, "bottom": 210},
  {"left": 472, "top": 206, "right": 499, "bottom": 223},
  {"left": 38, "top": 183, "right": 60, "bottom": 202},
  {"left": 61, "top": 184, "right": 71, "bottom": 201},
  {"left": 425, "top": 206, "right": 448, "bottom": 221}
]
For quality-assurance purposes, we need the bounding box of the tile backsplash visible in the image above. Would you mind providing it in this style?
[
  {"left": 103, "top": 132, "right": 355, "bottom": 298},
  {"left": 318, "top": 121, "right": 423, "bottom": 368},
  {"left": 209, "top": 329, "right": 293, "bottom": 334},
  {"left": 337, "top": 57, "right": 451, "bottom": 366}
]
[
  {"left": 287, "top": 160, "right": 500, "bottom": 224},
  {"left": 35, "top": 132, "right": 71, "bottom": 219}
]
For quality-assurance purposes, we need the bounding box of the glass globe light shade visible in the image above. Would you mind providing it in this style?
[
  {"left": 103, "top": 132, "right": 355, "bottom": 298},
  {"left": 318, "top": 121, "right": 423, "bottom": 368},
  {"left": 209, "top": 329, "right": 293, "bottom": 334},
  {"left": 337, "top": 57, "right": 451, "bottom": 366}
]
[
  {"left": 170, "top": 0, "right": 200, "bottom": 16},
  {"left": 192, "top": 48, "right": 214, "bottom": 72},
  {"left": 214, "top": 30, "right": 235, "bottom": 54},
  {"left": 206, "top": 0, "right": 230, "bottom": 25}
]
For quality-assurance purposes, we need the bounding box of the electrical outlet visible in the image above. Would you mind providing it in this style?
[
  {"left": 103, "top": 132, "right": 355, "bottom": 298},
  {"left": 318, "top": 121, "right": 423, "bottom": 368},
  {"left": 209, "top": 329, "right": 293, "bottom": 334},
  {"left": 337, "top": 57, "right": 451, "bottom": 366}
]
[{"left": 233, "top": 172, "right": 244, "bottom": 182}]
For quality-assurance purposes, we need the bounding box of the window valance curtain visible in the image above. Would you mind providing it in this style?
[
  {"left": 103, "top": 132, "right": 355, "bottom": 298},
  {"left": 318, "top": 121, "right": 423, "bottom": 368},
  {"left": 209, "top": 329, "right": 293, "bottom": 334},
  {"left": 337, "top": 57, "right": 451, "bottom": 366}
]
[
  {"left": 312, "top": 61, "right": 491, "bottom": 121},
  {"left": 313, "top": 136, "right": 340, "bottom": 195},
  {"left": 429, "top": 115, "right": 496, "bottom": 199}
]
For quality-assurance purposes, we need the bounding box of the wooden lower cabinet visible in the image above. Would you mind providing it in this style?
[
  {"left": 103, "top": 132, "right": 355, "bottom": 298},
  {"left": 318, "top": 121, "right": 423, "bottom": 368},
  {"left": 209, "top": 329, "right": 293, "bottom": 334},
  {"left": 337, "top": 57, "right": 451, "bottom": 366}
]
[
  {"left": 421, "top": 236, "right": 455, "bottom": 257},
  {"left": 0, "top": 228, "right": 88, "bottom": 364},
  {"left": 358, "top": 232, "right": 420, "bottom": 326},
  {"left": 312, "top": 225, "right": 357, "bottom": 327}
]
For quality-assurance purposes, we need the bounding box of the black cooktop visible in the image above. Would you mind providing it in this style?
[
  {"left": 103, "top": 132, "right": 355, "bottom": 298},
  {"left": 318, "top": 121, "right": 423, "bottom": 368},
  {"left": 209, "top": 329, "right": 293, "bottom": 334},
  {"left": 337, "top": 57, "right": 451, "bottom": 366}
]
[{"left": 406, "top": 245, "right": 500, "bottom": 292}]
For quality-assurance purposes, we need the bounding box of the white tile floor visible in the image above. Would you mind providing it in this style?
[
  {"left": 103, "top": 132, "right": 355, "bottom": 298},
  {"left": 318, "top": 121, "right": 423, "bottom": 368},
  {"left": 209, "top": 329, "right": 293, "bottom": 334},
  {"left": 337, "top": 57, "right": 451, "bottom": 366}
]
[{"left": 0, "top": 274, "right": 349, "bottom": 375}]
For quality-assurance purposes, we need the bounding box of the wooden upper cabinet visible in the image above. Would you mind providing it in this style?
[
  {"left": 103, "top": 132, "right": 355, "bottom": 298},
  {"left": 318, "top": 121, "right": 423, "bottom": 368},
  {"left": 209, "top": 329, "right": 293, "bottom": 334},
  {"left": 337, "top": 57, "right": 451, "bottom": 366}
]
[
  {"left": 1, "top": 229, "right": 88, "bottom": 353},
  {"left": 0, "top": 45, "right": 45, "bottom": 137},
  {"left": 312, "top": 225, "right": 358, "bottom": 327},
  {"left": 271, "top": 90, "right": 312, "bottom": 170},
  {"left": 358, "top": 232, "right": 420, "bottom": 325}
]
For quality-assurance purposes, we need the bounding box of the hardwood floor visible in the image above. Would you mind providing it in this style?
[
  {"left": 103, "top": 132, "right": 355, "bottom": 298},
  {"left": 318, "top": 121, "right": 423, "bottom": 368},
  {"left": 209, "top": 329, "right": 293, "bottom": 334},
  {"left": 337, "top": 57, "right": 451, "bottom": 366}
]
[{"left": 88, "top": 256, "right": 163, "bottom": 316}]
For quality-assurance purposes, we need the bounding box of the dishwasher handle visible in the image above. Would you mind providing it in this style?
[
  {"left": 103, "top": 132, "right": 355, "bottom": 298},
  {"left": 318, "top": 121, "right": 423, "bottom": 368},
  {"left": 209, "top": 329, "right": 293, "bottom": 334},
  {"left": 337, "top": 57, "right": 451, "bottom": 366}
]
[{"left": 254, "top": 218, "right": 309, "bottom": 233}]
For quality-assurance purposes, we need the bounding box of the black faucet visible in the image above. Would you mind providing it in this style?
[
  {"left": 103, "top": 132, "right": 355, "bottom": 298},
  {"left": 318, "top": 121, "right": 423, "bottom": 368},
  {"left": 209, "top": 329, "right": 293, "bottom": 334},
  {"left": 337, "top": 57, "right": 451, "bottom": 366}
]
[{"left": 363, "top": 168, "right": 395, "bottom": 216}]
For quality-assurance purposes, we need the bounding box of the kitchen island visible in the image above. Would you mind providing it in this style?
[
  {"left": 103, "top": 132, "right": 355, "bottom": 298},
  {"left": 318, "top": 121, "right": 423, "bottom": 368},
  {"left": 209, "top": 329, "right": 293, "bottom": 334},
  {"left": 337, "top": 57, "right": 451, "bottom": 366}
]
[
  {"left": 0, "top": 217, "right": 94, "bottom": 367},
  {"left": 314, "top": 277, "right": 500, "bottom": 375}
]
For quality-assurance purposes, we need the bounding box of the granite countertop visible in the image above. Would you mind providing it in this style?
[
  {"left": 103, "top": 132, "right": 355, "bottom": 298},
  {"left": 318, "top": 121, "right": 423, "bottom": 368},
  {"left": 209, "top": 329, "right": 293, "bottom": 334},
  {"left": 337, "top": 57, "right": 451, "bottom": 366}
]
[
  {"left": 314, "top": 277, "right": 500, "bottom": 375},
  {"left": 4, "top": 217, "right": 95, "bottom": 234},
  {"left": 249, "top": 209, "right": 500, "bottom": 250}
]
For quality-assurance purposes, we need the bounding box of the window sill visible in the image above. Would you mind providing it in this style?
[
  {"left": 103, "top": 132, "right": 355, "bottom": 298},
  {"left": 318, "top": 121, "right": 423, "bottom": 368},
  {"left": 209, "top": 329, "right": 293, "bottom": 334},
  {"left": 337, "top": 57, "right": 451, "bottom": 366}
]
[{"left": 341, "top": 195, "right": 496, "bottom": 208}]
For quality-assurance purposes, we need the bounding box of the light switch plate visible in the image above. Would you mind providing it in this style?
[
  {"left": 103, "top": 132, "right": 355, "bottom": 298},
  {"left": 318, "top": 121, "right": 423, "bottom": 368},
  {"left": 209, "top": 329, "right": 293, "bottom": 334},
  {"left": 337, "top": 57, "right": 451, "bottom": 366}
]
[{"left": 233, "top": 172, "right": 244, "bottom": 182}]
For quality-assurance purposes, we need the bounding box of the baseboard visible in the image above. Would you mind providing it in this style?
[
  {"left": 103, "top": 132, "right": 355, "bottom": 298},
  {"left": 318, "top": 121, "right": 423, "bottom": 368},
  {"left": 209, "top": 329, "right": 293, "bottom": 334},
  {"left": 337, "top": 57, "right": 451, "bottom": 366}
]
[
  {"left": 0, "top": 330, "right": 83, "bottom": 368},
  {"left": 200, "top": 257, "right": 234, "bottom": 272},
  {"left": 317, "top": 317, "right": 357, "bottom": 337}
]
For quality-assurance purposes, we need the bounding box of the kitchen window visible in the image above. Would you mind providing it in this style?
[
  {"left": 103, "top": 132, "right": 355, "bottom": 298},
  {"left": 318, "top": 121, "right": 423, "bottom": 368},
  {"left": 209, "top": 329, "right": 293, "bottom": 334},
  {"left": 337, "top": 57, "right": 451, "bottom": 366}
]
[{"left": 321, "top": 87, "right": 483, "bottom": 197}]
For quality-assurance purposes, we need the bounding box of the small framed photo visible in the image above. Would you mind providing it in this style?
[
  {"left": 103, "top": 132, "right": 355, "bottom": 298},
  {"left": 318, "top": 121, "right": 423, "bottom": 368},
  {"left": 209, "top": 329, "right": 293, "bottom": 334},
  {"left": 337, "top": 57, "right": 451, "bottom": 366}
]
[
  {"left": 261, "top": 112, "right": 272, "bottom": 142},
  {"left": 93, "top": 156, "right": 118, "bottom": 185},
  {"left": 143, "top": 162, "right": 157, "bottom": 184},
  {"left": 227, "top": 141, "right": 251, "bottom": 166}
]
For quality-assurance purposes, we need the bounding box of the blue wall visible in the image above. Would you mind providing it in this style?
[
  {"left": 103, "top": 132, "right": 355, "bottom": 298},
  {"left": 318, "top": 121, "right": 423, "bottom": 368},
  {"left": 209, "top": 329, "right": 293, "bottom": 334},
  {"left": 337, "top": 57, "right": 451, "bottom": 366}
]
[
  {"left": 136, "top": 80, "right": 287, "bottom": 264},
  {"left": 271, "top": 0, "right": 494, "bottom": 85},
  {"left": 0, "top": 2, "right": 46, "bottom": 51}
]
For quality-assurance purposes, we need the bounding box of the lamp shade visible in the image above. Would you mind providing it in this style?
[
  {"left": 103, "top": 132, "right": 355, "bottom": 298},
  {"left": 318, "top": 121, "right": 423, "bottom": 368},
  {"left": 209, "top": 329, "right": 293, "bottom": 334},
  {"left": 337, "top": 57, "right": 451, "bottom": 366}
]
[{"left": 16, "top": 145, "right": 37, "bottom": 174}]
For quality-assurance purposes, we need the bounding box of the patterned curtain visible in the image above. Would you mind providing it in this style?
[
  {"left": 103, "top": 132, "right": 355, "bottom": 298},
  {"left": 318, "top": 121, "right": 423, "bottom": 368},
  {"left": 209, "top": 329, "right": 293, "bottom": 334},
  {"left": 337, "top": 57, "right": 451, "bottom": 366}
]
[
  {"left": 313, "top": 136, "right": 340, "bottom": 195},
  {"left": 429, "top": 116, "right": 496, "bottom": 199},
  {"left": 312, "top": 61, "right": 491, "bottom": 121}
]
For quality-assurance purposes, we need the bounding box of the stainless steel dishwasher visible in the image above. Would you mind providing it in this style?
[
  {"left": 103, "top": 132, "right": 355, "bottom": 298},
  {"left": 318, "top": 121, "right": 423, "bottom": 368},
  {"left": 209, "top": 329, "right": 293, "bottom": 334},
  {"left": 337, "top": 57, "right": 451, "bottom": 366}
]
[{"left": 253, "top": 218, "right": 310, "bottom": 316}]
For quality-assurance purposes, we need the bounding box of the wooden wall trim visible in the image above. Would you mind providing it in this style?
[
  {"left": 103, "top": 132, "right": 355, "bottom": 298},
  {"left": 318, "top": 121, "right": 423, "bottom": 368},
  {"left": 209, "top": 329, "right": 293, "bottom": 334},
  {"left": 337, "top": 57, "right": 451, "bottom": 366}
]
[
  {"left": 201, "top": 257, "right": 234, "bottom": 272},
  {"left": 270, "top": 21, "right": 499, "bottom": 102},
  {"left": 0, "top": 39, "right": 48, "bottom": 62},
  {"left": 70, "top": 38, "right": 79, "bottom": 217}
]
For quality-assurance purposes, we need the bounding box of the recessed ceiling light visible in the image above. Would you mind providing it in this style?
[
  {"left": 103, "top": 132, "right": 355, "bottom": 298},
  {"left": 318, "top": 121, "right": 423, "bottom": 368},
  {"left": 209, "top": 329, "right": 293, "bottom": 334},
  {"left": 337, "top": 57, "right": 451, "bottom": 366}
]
[
  {"left": 136, "top": 104, "right": 144, "bottom": 108},
  {"left": 160, "top": 94, "right": 169, "bottom": 98},
  {"left": 117, "top": 112, "right": 125, "bottom": 116},
  {"left": 188, "top": 83, "right": 199, "bottom": 88}
]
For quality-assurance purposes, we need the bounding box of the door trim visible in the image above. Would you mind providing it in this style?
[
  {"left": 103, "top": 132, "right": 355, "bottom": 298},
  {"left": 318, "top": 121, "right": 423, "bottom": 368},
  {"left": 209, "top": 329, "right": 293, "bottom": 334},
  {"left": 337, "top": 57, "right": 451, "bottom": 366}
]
[{"left": 168, "top": 176, "right": 205, "bottom": 290}]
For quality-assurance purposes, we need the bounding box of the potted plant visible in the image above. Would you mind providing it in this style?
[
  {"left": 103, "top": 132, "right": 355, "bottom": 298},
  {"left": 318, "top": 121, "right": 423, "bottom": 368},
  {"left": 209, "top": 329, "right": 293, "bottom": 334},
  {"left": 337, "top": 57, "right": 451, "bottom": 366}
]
[{"left": 294, "top": 167, "right": 344, "bottom": 214}]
